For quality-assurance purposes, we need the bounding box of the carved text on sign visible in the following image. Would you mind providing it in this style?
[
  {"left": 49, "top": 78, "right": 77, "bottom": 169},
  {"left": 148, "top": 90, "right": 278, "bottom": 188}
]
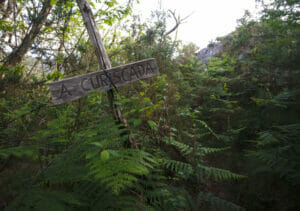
[{"left": 49, "top": 58, "right": 159, "bottom": 105}]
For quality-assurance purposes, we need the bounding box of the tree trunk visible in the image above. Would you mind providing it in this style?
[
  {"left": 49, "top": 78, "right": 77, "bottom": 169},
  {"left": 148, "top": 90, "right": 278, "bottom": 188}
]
[{"left": 4, "top": 0, "right": 52, "bottom": 67}]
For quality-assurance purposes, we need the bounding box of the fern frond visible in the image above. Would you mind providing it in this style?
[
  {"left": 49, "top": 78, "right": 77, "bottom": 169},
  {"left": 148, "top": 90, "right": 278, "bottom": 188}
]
[
  {"left": 203, "top": 192, "right": 245, "bottom": 211},
  {"left": 0, "top": 145, "right": 38, "bottom": 160},
  {"left": 7, "top": 188, "right": 85, "bottom": 211},
  {"left": 195, "top": 119, "right": 219, "bottom": 139},
  {"left": 88, "top": 149, "right": 155, "bottom": 195},
  {"left": 42, "top": 144, "right": 87, "bottom": 185},
  {"left": 186, "top": 191, "right": 245, "bottom": 211},
  {"left": 161, "top": 159, "right": 193, "bottom": 175},
  {"left": 196, "top": 164, "right": 246, "bottom": 182},
  {"left": 170, "top": 140, "right": 193, "bottom": 156},
  {"left": 249, "top": 124, "right": 300, "bottom": 184},
  {"left": 198, "top": 146, "right": 230, "bottom": 156}
]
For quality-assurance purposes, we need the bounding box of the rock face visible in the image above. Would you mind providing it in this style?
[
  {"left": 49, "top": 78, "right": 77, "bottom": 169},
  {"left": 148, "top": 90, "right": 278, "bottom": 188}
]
[{"left": 195, "top": 42, "right": 222, "bottom": 63}]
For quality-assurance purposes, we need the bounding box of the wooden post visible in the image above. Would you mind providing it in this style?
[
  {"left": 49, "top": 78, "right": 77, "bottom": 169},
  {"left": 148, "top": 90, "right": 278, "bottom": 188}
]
[{"left": 76, "top": 0, "right": 137, "bottom": 148}]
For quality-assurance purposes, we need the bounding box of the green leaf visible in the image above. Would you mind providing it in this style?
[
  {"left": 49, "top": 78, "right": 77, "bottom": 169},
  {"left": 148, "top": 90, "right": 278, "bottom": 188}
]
[
  {"left": 101, "top": 150, "right": 110, "bottom": 162},
  {"left": 50, "top": 0, "right": 56, "bottom": 5},
  {"left": 133, "top": 119, "right": 142, "bottom": 128},
  {"left": 147, "top": 120, "right": 158, "bottom": 131}
]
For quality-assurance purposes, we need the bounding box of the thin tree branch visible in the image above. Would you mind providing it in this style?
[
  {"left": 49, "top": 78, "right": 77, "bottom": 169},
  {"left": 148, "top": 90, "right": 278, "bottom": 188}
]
[{"left": 164, "top": 10, "right": 193, "bottom": 36}]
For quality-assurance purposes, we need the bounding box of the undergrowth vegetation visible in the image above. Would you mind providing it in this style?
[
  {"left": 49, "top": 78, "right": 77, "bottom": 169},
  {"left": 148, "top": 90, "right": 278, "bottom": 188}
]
[{"left": 0, "top": 0, "right": 299, "bottom": 210}]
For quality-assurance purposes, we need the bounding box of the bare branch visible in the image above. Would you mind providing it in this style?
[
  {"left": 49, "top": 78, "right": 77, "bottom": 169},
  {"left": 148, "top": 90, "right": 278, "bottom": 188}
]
[{"left": 164, "top": 10, "right": 193, "bottom": 36}]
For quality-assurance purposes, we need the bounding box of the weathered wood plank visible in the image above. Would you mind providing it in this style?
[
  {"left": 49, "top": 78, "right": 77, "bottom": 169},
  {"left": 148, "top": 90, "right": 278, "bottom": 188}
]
[{"left": 49, "top": 58, "right": 159, "bottom": 105}]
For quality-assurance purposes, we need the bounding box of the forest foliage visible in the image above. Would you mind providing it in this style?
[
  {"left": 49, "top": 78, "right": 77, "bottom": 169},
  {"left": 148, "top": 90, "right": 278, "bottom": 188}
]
[{"left": 0, "top": 0, "right": 299, "bottom": 210}]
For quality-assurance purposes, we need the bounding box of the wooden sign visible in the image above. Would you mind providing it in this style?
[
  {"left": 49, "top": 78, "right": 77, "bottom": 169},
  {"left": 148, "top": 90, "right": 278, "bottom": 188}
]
[{"left": 49, "top": 58, "right": 159, "bottom": 105}]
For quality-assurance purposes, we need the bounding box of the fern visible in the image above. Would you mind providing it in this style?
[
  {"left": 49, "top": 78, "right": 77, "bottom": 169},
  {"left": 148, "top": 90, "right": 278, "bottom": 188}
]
[
  {"left": 198, "top": 146, "right": 231, "bottom": 156},
  {"left": 87, "top": 149, "right": 156, "bottom": 194},
  {"left": 249, "top": 124, "right": 300, "bottom": 185},
  {"left": 186, "top": 191, "right": 245, "bottom": 211},
  {"left": 7, "top": 188, "right": 84, "bottom": 211},
  {"left": 164, "top": 136, "right": 230, "bottom": 158},
  {"left": 81, "top": 115, "right": 157, "bottom": 195},
  {"left": 251, "top": 90, "right": 299, "bottom": 108},
  {"left": 136, "top": 168, "right": 173, "bottom": 209},
  {"left": 161, "top": 159, "right": 193, "bottom": 175},
  {"left": 169, "top": 140, "right": 193, "bottom": 156},
  {"left": 202, "top": 192, "right": 244, "bottom": 211},
  {"left": 42, "top": 143, "right": 87, "bottom": 185},
  {"left": 196, "top": 164, "right": 246, "bottom": 182},
  {"left": 0, "top": 145, "right": 38, "bottom": 160}
]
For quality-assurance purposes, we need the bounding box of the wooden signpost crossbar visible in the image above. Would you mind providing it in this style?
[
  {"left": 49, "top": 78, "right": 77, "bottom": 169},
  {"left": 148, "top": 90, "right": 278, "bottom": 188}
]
[
  {"left": 49, "top": 58, "right": 159, "bottom": 105},
  {"left": 49, "top": 0, "right": 159, "bottom": 148}
]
